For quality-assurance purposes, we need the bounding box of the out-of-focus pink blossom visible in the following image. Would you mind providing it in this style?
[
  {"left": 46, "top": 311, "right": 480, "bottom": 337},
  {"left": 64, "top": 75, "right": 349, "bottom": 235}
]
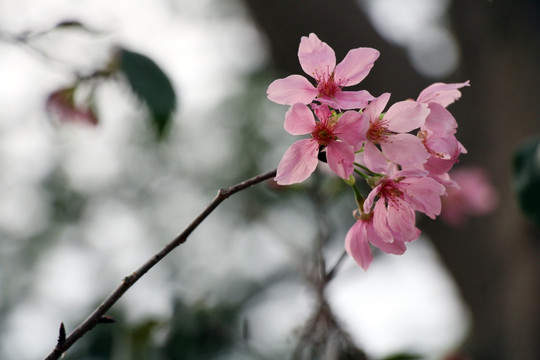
[
  {"left": 360, "top": 93, "right": 430, "bottom": 171},
  {"left": 267, "top": 33, "right": 379, "bottom": 110},
  {"left": 441, "top": 167, "right": 498, "bottom": 226},
  {"left": 417, "top": 80, "right": 470, "bottom": 108},
  {"left": 46, "top": 87, "right": 98, "bottom": 126},
  {"left": 275, "top": 103, "right": 364, "bottom": 185}
]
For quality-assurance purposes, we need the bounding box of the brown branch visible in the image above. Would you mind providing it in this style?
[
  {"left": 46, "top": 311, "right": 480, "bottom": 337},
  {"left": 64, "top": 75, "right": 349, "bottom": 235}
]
[
  {"left": 325, "top": 250, "right": 348, "bottom": 281},
  {"left": 44, "top": 168, "right": 277, "bottom": 360}
]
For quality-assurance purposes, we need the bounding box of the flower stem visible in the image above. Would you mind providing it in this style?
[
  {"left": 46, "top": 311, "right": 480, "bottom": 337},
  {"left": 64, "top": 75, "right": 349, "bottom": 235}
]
[
  {"left": 349, "top": 183, "right": 365, "bottom": 211},
  {"left": 354, "top": 168, "right": 369, "bottom": 179},
  {"left": 354, "top": 162, "right": 380, "bottom": 176}
]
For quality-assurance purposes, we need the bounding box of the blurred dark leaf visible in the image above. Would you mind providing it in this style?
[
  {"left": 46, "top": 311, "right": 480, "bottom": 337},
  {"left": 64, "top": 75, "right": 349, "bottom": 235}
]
[
  {"left": 80, "top": 320, "right": 116, "bottom": 359},
  {"left": 68, "top": 299, "right": 239, "bottom": 360},
  {"left": 118, "top": 48, "right": 177, "bottom": 140},
  {"left": 162, "top": 300, "right": 238, "bottom": 360},
  {"left": 55, "top": 20, "right": 86, "bottom": 29},
  {"left": 53, "top": 20, "right": 102, "bottom": 34},
  {"left": 130, "top": 319, "right": 161, "bottom": 360},
  {"left": 380, "top": 353, "right": 423, "bottom": 360},
  {"left": 513, "top": 137, "right": 540, "bottom": 227}
]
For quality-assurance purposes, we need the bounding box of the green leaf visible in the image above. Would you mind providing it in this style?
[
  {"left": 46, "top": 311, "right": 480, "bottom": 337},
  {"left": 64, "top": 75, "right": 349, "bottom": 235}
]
[
  {"left": 513, "top": 137, "right": 540, "bottom": 227},
  {"left": 118, "top": 47, "right": 177, "bottom": 139}
]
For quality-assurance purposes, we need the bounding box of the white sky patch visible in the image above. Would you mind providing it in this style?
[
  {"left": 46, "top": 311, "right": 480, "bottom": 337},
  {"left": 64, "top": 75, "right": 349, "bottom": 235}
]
[
  {"left": 328, "top": 237, "right": 469, "bottom": 359},
  {"left": 242, "top": 280, "right": 314, "bottom": 354},
  {"left": 0, "top": 299, "right": 64, "bottom": 360}
]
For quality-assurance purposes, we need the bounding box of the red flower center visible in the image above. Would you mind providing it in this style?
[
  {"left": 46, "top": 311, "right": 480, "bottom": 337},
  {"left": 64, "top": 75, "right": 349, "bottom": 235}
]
[
  {"left": 367, "top": 120, "right": 390, "bottom": 144},
  {"left": 378, "top": 178, "right": 408, "bottom": 210},
  {"left": 311, "top": 121, "right": 336, "bottom": 146},
  {"left": 317, "top": 75, "right": 340, "bottom": 98}
]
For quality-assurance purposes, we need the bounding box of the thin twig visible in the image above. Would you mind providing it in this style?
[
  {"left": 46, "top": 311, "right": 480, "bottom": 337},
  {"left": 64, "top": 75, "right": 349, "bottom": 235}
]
[
  {"left": 44, "top": 169, "right": 277, "bottom": 360},
  {"left": 325, "top": 250, "right": 348, "bottom": 281}
]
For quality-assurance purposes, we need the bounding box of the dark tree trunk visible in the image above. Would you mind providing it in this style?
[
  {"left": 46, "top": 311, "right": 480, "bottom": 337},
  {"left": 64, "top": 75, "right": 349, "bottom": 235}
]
[{"left": 434, "top": 1, "right": 540, "bottom": 359}]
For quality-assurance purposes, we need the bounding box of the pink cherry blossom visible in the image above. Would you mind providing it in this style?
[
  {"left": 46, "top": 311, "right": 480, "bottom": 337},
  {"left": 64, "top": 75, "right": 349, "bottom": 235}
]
[
  {"left": 441, "top": 167, "right": 498, "bottom": 226},
  {"left": 275, "top": 103, "right": 364, "bottom": 185},
  {"left": 360, "top": 93, "right": 430, "bottom": 171},
  {"left": 363, "top": 169, "right": 446, "bottom": 244},
  {"left": 345, "top": 209, "right": 407, "bottom": 271},
  {"left": 417, "top": 80, "right": 470, "bottom": 108},
  {"left": 417, "top": 102, "right": 467, "bottom": 175},
  {"left": 267, "top": 33, "right": 379, "bottom": 110}
]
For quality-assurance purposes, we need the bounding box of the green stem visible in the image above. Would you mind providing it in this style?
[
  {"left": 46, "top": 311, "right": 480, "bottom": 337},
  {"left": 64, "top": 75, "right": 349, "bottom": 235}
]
[
  {"left": 353, "top": 168, "right": 369, "bottom": 179},
  {"left": 349, "top": 183, "right": 365, "bottom": 210},
  {"left": 354, "top": 162, "right": 380, "bottom": 176}
]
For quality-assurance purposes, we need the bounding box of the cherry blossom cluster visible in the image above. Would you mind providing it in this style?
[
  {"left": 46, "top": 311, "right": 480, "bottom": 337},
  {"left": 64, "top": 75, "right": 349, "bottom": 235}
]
[{"left": 267, "top": 33, "right": 469, "bottom": 270}]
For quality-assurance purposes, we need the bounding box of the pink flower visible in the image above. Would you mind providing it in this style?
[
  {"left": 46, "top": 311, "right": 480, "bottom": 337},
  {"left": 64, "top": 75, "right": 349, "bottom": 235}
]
[
  {"left": 345, "top": 210, "right": 407, "bottom": 271},
  {"left": 363, "top": 169, "right": 446, "bottom": 243},
  {"left": 417, "top": 81, "right": 470, "bottom": 108},
  {"left": 346, "top": 164, "right": 448, "bottom": 271},
  {"left": 417, "top": 102, "right": 467, "bottom": 175},
  {"left": 441, "top": 167, "right": 498, "bottom": 226},
  {"left": 267, "top": 33, "right": 379, "bottom": 110},
  {"left": 360, "top": 93, "right": 430, "bottom": 172},
  {"left": 275, "top": 103, "right": 364, "bottom": 185}
]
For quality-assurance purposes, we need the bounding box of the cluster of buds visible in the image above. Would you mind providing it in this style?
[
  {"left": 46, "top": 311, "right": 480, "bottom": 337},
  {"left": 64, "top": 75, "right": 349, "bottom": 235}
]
[{"left": 267, "top": 33, "right": 469, "bottom": 270}]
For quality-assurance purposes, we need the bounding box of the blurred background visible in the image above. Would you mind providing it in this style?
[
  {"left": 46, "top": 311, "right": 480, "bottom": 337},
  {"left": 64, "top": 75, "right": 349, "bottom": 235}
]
[{"left": 0, "top": 0, "right": 538, "bottom": 359}]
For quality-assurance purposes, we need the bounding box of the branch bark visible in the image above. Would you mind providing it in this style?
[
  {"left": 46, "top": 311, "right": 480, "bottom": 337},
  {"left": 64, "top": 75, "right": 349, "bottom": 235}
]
[{"left": 44, "top": 168, "right": 277, "bottom": 360}]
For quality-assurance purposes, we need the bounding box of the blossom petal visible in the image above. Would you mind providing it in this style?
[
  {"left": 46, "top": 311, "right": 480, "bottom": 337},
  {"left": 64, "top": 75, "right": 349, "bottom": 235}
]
[
  {"left": 275, "top": 139, "right": 319, "bottom": 185},
  {"left": 424, "top": 103, "right": 457, "bottom": 136},
  {"left": 334, "top": 47, "right": 380, "bottom": 86},
  {"left": 425, "top": 134, "right": 460, "bottom": 160},
  {"left": 381, "top": 133, "right": 429, "bottom": 167},
  {"left": 267, "top": 75, "right": 318, "bottom": 105},
  {"left": 431, "top": 172, "right": 459, "bottom": 192},
  {"left": 369, "top": 224, "right": 406, "bottom": 255},
  {"left": 366, "top": 93, "right": 391, "bottom": 122},
  {"left": 298, "top": 33, "right": 336, "bottom": 80},
  {"left": 424, "top": 156, "right": 457, "bottom": 175},
  {"left": 310, "top": 103, "right": 332, "bottom": 120},
  {"left": 385, "top": 101, "right": 429, "bottom": 133},
  {"left": 364, "top": 183, "right": 382, "bottom": 213},
  {"left": 332, "top": 90, "right": 374, "bottom": 110},
  {"left": 372, "top": 199, "right": 394, "bottom": 242},
  {"left": 345, "top": 220, "right": 373, "bottom": 271},
  {"left": 401, "top": 177, "right": 445, "bottom": 218},
  {"left": 393, "top": 226, "right": 421, "bottom": 244},
  {"left": 333, "top": 111, "right": 365, "bottom": 146},
  {"left": 326, "top": 141, "right": 355, "bottom": 179},
  {"left": 417, "top": 81, "right": 470, "bottom": 107},
  {"left": 363, "top": 140, "right": 389, "bottom": 174},
  {"left": 387, "top": 205, "right": 420, "bottom": 242},
  {"left": 458, "top": 141, "right": 468, "bottom": 154},
  {"left": 354, "top": 114, "right": 371, "bottom": 151},
  {"left": 284, "top": 103, "right": 316, "bottom": 135}
]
